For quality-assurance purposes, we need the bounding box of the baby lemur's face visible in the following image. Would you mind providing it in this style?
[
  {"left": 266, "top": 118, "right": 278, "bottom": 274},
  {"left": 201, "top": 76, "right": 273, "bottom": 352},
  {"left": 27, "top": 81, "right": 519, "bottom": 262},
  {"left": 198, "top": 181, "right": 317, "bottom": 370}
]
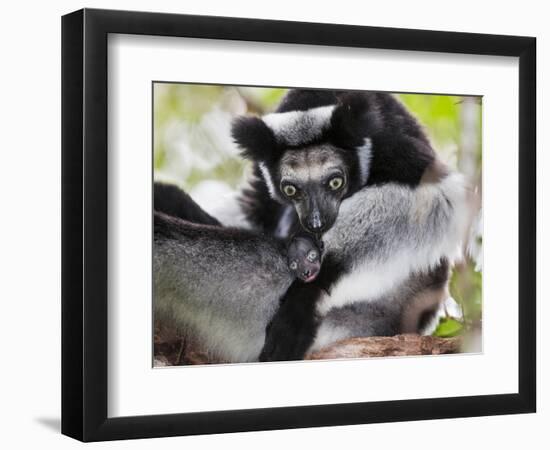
[{"left": 287, "top": 236, "right": 322, "bottom": 283}]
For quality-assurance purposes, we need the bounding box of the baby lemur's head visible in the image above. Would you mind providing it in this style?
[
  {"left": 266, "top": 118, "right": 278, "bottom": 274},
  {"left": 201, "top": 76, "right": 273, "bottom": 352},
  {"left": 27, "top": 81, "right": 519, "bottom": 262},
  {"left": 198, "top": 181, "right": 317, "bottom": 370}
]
[{"left": 287, "top": 235, "right": 323, "bottom": 283}]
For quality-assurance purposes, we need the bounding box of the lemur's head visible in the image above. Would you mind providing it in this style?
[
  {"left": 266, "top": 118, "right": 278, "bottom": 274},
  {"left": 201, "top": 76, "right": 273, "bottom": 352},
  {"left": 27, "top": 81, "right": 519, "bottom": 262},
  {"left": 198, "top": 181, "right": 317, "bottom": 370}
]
[
  {"left": 232, "top": 90, "right": 380, "bottom": 234},
  {"left": 287, "top": 235, "right": 322, "bottom": 283}
]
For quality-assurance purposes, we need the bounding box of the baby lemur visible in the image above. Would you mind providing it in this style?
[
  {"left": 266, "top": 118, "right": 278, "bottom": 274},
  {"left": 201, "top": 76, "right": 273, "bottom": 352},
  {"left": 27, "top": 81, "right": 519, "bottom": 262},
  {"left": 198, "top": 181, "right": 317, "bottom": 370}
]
[{"left": 286, "top": 234, "right": 323, "bottom": 283}]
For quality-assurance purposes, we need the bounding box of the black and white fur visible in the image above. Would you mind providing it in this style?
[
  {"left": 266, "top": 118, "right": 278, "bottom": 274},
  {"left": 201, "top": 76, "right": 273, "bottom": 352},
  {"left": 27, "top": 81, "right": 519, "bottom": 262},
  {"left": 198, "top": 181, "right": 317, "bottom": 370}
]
[
  {"left": 153, "top": 89, "right": 470, "bottom": 362},
  {"left": 235, "top": 90, "right": 436, "bottom": 237}
]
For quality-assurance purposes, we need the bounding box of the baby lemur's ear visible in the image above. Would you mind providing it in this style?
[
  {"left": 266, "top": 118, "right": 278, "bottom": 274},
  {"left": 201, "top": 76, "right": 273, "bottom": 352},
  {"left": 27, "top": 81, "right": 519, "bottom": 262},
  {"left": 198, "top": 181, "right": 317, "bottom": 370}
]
[{"left": 231, "top": 116, "right": 278, "bottom": 162}]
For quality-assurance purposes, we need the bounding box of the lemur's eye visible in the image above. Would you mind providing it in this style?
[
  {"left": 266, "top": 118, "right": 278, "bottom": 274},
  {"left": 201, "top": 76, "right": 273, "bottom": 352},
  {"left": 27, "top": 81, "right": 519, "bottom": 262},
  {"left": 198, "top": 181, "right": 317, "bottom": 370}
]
[
  {"left": 289, "top": 261, "right": 298, "bottom": 270},
  {"left": 307, "top": 250, "right": 318, "bottom": 262},
  {"left": 328, "top": 176, "right": 344, "bottom": 191},
  {"left": 283, "top": 184, "right": 297, "bottom": 197}
]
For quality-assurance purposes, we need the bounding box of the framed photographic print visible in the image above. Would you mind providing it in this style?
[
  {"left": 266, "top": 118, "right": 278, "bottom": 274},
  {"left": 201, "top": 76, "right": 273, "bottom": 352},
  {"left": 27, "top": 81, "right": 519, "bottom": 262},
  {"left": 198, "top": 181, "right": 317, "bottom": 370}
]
[{"left": 61, "top": 8, "right": 536, "bottom": 442}]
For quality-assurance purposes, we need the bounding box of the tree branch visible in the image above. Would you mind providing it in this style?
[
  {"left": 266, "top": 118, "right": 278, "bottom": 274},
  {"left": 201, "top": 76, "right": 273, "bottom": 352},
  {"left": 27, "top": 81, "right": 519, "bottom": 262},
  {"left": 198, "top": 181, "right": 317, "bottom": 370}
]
[{"left": 306, "top": 334, "right": 463, "bottom": 360}]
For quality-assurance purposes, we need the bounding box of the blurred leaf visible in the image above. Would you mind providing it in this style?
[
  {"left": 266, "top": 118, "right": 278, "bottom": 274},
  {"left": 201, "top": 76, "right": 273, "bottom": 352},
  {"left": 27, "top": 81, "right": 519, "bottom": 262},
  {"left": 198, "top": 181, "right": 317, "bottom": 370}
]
[
  {"left": 433, "top": 317, "right": 464, "bottom": 338},
  {"left": 259, "top": 88, "right": 287, "bottom": 108},
  {"left": 398, "top": 93, "right": 462, "bottom": 150},
  {"left": 154, "top": 147, "right": 166, "bottom": 171},
  {"left": 450, "top": 260, "right": 482, "bottom": 327},
  {"left": 185, "top": 158, "right": 248, "bottom": 190}
]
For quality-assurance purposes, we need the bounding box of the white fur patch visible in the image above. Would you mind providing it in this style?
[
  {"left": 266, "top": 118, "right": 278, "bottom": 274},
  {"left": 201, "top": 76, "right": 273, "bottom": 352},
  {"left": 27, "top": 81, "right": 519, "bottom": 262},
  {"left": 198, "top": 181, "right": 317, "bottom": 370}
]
[
  {"left": 357, "top": 138, "right": 372, "bottom": 186},
  {"left": 262, "top": 105, "right": 335, "bottom": 146},
  {"left": 190, "top": 181, "right": 252, "bottom": 229},
  {"left": 274, "top": 205, "right": 294, "bottom": 239},
  {"left": 309, "top": 323, "right": 350, "bottom": 354},
  {"left": 258, "top": 162, "right": 279, "bottom": 200}
]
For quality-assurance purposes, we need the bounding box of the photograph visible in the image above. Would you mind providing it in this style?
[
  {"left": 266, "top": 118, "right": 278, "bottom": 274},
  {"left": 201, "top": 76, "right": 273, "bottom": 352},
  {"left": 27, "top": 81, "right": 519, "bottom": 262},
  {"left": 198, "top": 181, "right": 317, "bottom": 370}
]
[{"left": 152, "top": 84, "right": 483, "bottom": 367}]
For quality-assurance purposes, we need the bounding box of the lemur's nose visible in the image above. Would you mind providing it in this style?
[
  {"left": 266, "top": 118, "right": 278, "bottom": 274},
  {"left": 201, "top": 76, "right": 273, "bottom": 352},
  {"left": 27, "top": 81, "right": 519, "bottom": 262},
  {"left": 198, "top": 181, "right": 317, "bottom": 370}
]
[
  {"left": 309, "top": 212, "right": 323, "bottom": 231},
  {"left": 302, "top": 269, "right": 311, "bottom": 278}
]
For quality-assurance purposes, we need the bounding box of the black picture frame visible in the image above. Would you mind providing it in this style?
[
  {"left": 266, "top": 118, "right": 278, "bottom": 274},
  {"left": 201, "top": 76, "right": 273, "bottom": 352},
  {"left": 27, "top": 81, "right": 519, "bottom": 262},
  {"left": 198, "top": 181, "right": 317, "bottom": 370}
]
[{"left": 61, "top": 8, "right": 536, "bottom": 442}]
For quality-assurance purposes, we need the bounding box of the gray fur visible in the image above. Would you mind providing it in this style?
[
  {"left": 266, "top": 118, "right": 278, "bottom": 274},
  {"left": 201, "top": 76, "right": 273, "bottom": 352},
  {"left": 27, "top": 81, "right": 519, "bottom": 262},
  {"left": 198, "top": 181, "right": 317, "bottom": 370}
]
[
  {"left": 325, "top": 172, "right": 465, "bottom": 265},
  {"left": 154, "top": 214, "right": 293, "bottom": 362},
  {"left": 278, "top": 144, "right": 347, "bottom": 183}
]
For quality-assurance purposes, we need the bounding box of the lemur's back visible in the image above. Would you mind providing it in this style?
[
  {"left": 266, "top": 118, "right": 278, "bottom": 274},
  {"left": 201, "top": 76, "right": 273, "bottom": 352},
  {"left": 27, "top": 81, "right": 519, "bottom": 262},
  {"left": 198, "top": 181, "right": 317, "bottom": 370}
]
[{"left": 153, "top": 212, "right": 293, "bottom": 362}]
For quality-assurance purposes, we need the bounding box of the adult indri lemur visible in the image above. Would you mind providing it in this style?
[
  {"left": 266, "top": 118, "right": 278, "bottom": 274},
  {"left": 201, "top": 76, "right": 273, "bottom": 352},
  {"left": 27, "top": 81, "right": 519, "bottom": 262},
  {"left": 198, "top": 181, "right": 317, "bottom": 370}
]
[{"left": 153, "top": 89, "right": 471, "bottom": 363}]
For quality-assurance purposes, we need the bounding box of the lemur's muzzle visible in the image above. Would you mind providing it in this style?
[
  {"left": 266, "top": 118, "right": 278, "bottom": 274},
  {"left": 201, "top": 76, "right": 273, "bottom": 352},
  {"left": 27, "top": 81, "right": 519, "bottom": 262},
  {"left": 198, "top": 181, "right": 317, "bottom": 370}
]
[{"left": 308, "top": 211, "right": 323, "bottom": 232}]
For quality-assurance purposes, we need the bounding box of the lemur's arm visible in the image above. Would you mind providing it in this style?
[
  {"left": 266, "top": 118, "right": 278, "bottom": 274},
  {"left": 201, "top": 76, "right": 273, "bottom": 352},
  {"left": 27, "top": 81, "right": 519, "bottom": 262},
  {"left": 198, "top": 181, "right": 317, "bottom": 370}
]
[
  {"left": 316, "top": 171, "right": 468, "bottom": 312},
  {"left": 259, "top": 282, "right": 324, "bottom": 362}
]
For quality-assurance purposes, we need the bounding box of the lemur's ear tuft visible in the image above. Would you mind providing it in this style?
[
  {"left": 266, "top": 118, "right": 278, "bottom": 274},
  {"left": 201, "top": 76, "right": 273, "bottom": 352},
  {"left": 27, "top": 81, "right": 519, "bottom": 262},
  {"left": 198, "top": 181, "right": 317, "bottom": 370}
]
[
  {"left": 231, "top": 116, "right": 278, "bottom": 161},
  {"left": 329, "top": 93, "right": 381, "bottom": 148}
]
